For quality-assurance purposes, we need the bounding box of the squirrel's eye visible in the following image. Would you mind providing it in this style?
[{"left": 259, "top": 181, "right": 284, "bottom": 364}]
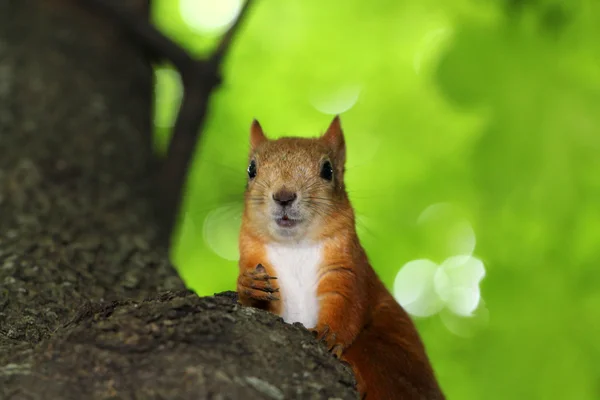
[
  {"left": 320, "top": 160, "right": 333, "bottom": 181},
  {"left": 248, "top": 160, "right": 257, "bottom": 179}
]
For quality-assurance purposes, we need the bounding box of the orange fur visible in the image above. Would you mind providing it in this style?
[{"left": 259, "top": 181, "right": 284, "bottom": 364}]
[
  {"left": 238, "top": 232, "right": 281, "bottom": 315},
  {"left": 237, "top": 116, "right": 445, "bottom": 399}
]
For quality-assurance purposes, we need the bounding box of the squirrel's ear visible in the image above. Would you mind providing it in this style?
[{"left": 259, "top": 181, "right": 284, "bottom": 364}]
[
  {"left": 322, "top": 115, "right": 346, "bottom": 160},
  {"left": 250, "top": 119, "right": 267, "bottom": 149}
]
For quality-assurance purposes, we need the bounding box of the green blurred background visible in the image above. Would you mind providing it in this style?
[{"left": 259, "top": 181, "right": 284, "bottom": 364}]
[{"left": 151, "top": 0, "right": 600, "bottom": 398}]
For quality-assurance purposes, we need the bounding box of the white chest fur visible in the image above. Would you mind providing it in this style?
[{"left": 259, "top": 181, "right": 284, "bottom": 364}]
[{"left": 265, "top": 242, "right": 322, "bottom": 329}]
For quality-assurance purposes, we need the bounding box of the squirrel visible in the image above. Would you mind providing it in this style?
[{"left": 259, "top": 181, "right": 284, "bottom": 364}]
[{"left": 237, "top": 116, "right": 445, "bottom": 400}]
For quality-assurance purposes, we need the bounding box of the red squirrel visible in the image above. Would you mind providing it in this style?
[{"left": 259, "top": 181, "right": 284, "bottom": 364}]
[{"left": 237, "top": 116, "right": 445, "bottom": 400}]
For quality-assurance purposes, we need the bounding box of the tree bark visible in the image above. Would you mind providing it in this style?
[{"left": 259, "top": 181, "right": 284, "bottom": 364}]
[{"left": 0, "top": 1, "right": 358, "bottom": 398}]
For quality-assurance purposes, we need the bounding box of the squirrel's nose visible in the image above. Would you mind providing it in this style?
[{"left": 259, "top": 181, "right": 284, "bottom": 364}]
[{"left": 273, "top": 190, "right": 297, "bottom": 207}]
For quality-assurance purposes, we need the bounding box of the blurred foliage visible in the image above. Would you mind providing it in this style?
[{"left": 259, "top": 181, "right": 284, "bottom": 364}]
[{"left": 151, "top": 0, "right": 600, "bottom": 398}]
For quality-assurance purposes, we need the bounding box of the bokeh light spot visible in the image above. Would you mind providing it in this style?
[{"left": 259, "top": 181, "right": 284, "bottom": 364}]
[
  {"left": 435, "top": 255, "right": 485, "bottom": 316},
  {"left": 202, "top": 202, "right": 243, "bottom": 261},
  {"left": 394, "top": 255, "right": 486, "bottom": 321},
  {"left": 179, "top": 0, "right": 243, "bottom": 34},
  {"left": 309, "top": 84, "right": 361, "bottom": 115},
  {"left": 393, "top": 259, "right": 444, "bottom": 317}
]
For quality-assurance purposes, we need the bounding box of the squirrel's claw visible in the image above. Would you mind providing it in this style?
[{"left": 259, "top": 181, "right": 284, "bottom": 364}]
[
  {"left": 256, "top": 263, "right": 266, "bottom": 273},
  {"left": 330, "top": 343, "right": 344, "bottom": 359},
  {"left": 238, "top": 266, "right": 280, "bottom": 302},
  {"left": 249, "top": 264, "right": 278, "bottom": 281},
  {"left": 241, "top": 288, "right": 280, "bottom": 302},
  {"left": 250, "top": 283, "right": 279, "bottom": 293},
  {"left": 310, "top": 324, "right": 346, "bottom": 359},
  {"left": 310, "top": 324, "right": 329, "bottom": 340}
]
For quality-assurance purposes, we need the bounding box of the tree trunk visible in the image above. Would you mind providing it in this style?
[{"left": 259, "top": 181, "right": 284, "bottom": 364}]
[{"left": 0, "top": 1, "right": 358, "bottom": 398}]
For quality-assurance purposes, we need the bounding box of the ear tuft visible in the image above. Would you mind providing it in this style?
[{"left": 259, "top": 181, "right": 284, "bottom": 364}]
[
  {"left": 250, "top": 119, "right": 267, "bottom": 149},
  {"left": 322, "top": 115, "right": 345, "bottom": 157}
]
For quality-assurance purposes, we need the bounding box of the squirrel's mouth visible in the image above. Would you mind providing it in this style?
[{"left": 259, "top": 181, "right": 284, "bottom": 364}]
[{"left": 275, "top": 214, "right": 299, "bottom": 228}]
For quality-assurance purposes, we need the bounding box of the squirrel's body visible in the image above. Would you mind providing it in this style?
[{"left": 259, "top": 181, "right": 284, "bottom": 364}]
[{"left": 238, "top": 117, "right": 445, "bottom": 399}]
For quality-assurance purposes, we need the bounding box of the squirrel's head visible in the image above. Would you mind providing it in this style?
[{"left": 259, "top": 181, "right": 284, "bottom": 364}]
[{"left": 244, "top": 116, "right": 350, "bottom": 242}]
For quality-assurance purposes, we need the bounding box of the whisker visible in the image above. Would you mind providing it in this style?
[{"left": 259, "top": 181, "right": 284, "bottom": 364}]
[{"left": 304, "top": 196, "right": 336, "bottom": 202}]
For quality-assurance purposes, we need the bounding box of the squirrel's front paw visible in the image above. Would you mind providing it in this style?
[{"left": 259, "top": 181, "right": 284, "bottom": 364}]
[
  {"left": 237, "top": 264, "right": 280, "bottom": 302},
  {"left": 309, "top": 324, "right": 345, "bottom": 359}
]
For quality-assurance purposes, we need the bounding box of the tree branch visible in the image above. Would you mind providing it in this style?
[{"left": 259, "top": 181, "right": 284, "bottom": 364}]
[{"left": 84, "top": 0, "right": 255, "bottom": 246}]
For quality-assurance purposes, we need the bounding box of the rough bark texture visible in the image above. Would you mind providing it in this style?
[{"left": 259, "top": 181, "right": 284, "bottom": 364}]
[{"left": 0, "top": 1, "right": 358, "bottom": 398}]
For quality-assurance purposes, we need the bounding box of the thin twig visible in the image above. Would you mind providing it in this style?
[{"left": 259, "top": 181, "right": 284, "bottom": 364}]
[{"left": 209, "top": 0, "right": 254, "bottom": 67}]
